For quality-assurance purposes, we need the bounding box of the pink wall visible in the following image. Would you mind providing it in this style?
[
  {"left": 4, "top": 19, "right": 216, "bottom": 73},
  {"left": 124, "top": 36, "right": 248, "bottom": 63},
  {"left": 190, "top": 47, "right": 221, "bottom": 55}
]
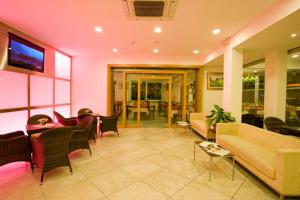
[
  {"left": 0, "top": 22, "right": 71, "bottom": 134},
  {"left": 72, "top": 57, "right": 108, "bottom": 115}
]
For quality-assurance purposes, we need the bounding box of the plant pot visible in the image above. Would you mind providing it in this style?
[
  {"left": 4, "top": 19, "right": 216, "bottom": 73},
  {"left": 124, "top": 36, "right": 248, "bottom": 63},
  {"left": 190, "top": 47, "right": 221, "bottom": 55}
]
[{"left": 210, "top": 125, "right": 216, "bottom": 133}]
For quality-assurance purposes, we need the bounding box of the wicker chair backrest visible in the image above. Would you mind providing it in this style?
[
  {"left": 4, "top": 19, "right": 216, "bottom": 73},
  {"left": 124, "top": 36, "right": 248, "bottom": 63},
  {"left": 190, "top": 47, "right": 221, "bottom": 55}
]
[
  {"left": 78, "top": 108, "right": 93, "bottom": 115},
  {"left": 264, "top": 117, "right": 284, "bottom": 131},
  {"left": 40, "top": 127, "right": 73, "bottom": 155},
  {"left": 27, "top": 114, "right": 53, "bottom": 125}
]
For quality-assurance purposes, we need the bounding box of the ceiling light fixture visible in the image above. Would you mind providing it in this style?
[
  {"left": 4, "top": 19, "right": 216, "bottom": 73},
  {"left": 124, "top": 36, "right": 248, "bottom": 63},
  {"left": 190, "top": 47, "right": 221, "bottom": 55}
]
[
  {"left": 154, "top": 26, "right": 162, "bottom": 33},
  {"left": 212, "top": 28, "right": 221, "bottom": 35},
  {"left": 95, "top": 26, "right": 103, "bottom": 32},
  {"left": 153, "top": 49, "right": 159, "bottom": 53},
  {"left": 193, "top": 49, "right": 199, "bottom": 54},
  {"left": 112, "top": 48, "right": 118, "bottom": 53},
  {"left": 291, "top": 33, "right": 297, "bottom": 38},
  {"left": 292, "top": 54, "right": 299, "bottom": 58}
]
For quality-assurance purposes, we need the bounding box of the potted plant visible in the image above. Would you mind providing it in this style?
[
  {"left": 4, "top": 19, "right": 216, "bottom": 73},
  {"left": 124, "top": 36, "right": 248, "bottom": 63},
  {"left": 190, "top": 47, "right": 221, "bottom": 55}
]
[{"left": 206, "top": 105, "right": 236, "bottom": 132}]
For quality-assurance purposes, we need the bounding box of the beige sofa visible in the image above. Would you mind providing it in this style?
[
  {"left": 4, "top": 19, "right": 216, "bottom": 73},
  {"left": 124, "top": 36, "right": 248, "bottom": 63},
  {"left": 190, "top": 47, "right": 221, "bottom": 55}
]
[
  {"left": 216, "top": 123, "right": 300, "bottom": 199},
  {"left": 190, "top": 113, "right": 214, "bottom": 140}
]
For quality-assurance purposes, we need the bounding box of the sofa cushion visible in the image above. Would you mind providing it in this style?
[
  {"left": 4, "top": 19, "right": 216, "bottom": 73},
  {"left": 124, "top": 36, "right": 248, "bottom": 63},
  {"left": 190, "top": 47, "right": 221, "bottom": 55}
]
[{"left": 218, "top": 135, "right": 276, "bottom": 179}]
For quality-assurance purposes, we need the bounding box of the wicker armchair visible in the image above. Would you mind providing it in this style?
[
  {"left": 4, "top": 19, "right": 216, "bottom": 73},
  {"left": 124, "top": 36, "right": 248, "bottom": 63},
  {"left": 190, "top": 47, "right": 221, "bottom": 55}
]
[
  {"left": 264, "top": 117, "right": 287, "bottom": 134},
  {"left": 69, "top": 115, "right": 94, "bottom": 155},
  {"left": 27, "top": 114, "right": 53, "bottom": 125},
  {"left": 53, "top": 111, "right": 77, "bottom": 126},
  {"left": 77, "top": 108, "right": 98, "bottom": 142},
  {"left": 31, "top": 127, "right": 73, "bottom": 184},
  {"left": 0, "top": 131, "right": 33, "bottom": 170},
  {"left": 100, "top": 109, "right": 122, "bottom": 137}
]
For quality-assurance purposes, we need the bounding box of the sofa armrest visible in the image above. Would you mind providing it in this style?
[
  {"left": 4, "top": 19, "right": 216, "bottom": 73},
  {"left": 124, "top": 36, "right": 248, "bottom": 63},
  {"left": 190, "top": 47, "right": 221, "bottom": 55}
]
[
  {"left": 216, "top": 123, "right": 239, "bottom": 136},
  {"left": 190, "top": 113, "right": 206, "bottom": 121},
  {"left": 276, "top": 149, "right": 300, "bottom": 195}
]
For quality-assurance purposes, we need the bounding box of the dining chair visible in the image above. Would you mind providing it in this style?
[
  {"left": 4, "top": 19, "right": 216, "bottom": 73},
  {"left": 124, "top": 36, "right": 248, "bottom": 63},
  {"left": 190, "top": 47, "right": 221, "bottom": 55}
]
[
  {"left": 53, "top": 111, "right": 78, "bottom": 126},
  {"left": 69, "top": 115, "right": 94, "bottom": 155},
  {"left": 100, "top": 109, "right": 122, "bottom": 137},
  {"left": 27, "top": 114, "right": 53, "bottom": 125},
  {"left": 31, "top": 127, "right": 73, "bottom": 184},
  {"left": 0, "top": 130, "right": 33, "bottom": 170}
]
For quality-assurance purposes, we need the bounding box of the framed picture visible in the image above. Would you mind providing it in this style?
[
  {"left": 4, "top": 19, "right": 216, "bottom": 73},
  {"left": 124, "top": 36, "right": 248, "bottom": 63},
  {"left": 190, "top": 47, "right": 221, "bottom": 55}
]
[{"left": 207, "top": 72, "right": 223, "bottom": 90}]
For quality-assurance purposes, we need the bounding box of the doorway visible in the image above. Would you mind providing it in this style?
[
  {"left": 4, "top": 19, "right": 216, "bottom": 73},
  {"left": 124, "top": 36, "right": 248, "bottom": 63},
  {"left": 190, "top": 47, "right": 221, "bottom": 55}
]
[{"left": 108, "top": 65, "right": 202, "bottom": 128}]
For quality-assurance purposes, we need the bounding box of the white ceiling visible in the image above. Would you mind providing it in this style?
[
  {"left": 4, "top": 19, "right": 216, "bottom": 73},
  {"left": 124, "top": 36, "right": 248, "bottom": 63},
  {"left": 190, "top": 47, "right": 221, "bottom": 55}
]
[
  {"left": 0, "top": 0, "right": 278, "bottom": 61},
  {"left": 238, "top": 9, "right": 300, "bottom": 64}
]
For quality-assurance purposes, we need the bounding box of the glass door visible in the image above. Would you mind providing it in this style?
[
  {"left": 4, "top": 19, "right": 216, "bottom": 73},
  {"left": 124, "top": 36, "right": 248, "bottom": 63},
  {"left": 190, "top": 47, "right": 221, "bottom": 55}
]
[{"left": 137, "top": 78, "right": 171, "bottom": 128}]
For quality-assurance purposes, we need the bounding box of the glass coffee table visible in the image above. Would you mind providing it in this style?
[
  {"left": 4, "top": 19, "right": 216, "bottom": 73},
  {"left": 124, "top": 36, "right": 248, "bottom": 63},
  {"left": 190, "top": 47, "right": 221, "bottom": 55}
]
[{"left": 194, "top": 141, "right": 235, "bottom": 181}]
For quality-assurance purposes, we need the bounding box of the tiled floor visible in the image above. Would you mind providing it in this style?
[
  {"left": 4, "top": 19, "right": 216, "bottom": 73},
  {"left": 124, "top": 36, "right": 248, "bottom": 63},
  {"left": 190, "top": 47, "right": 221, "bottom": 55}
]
[{"left": 0, "top": 128, "right": 287, "bottom": 200}]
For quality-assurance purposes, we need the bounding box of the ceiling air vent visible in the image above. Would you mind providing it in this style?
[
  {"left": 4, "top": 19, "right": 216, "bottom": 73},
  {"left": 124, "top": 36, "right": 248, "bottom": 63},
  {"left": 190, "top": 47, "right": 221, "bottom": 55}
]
[{"left": 122, "top": 0, "right": 179, "bottom": 20}]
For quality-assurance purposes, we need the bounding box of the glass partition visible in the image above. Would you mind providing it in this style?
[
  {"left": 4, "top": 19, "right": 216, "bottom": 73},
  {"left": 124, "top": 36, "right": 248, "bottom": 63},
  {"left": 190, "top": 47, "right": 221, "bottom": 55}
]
[
  {"left": 286, "top": 52, "right": 300, "bottom": 126},
  {"left": 242, "top": 62, "right": 265, "bottom": 128}
]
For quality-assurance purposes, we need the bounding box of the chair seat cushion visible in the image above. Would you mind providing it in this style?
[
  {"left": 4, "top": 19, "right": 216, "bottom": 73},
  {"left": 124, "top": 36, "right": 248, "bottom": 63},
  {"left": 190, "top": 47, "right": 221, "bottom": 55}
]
[{"left": 218, "top": 135, "right": 276, "bottom": 179}]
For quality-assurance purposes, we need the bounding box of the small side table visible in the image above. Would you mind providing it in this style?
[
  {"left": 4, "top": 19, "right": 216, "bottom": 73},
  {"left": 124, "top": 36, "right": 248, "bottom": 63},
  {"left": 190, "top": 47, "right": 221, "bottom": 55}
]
[{"left": 175, "top": 121, "right": 191, "bottom": 133}]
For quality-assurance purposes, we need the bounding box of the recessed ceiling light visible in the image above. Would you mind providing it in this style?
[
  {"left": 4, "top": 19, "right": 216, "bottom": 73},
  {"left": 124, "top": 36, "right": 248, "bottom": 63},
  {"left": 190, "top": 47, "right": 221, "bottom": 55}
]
[
  {"left": 153, "top": 49, "right": 159, "bottom": 53},
  {"left": 193, "top": 49, "right": 199, "bottom": 54},
  {"left": 212, "top": 28, "right": 221, "bottom": 35},
  {"left": 154, "top": 26, "right": 162, "bottom": 33},
  {"left": 292, "top": 54, "right": 299, "bottom": 58},
  {"left": 291, "top": 33, "right": 297, "bottom": 38},
  {"left": 112, "top": 48, "right": 118, "bottom": 53},
  {"left": 95, "top": 26, "right": 103, "bottom": 32}
]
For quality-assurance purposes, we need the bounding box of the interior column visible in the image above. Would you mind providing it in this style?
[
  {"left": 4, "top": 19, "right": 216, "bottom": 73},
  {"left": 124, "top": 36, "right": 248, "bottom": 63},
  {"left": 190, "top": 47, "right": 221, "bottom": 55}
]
[
  {"left": 264, "top": 50, "right": 287, "bottom": 121},
  {"left": 223, "top": 47, "right": 243, "bottom": 122}
]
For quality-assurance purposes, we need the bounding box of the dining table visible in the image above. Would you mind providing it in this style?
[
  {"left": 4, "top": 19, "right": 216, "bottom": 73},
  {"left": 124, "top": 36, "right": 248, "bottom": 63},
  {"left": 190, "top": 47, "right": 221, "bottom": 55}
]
[{"left": 26, "top": 122, "right": 63, "bottom": 137}]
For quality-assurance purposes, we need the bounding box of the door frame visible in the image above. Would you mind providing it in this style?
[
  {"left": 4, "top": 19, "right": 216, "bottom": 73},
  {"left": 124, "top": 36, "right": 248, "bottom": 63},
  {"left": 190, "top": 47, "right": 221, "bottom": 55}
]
[{"left": 107, "top": 64, "right": 203, "bottom": 128}]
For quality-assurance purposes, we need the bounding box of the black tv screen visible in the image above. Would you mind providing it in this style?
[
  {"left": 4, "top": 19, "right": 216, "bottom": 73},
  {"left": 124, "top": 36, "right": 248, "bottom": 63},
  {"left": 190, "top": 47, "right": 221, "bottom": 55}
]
[{"left": 8, "top": 33, "right": 45, "bottom": 73}]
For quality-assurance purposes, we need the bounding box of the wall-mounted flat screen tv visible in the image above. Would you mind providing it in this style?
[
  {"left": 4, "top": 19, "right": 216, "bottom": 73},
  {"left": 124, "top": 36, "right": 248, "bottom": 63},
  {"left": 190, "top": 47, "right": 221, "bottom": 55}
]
[{"left": 8, "top": 33, "right": 45, "bottom": 73}]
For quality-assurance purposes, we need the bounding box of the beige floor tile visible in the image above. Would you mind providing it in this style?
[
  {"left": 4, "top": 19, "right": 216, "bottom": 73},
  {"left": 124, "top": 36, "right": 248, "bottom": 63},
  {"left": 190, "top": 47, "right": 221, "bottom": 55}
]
[
  {"left": 233, "top": 176, "right": 279, "bottom": 200},
  {"left": 69, "top": 150, "right": 104, "bottom": 166},
  {"left": 162, "top": 145, "right": 192, "bottom": 159},
  {"left": 2, "top": 177, "right": 44, "bottom": 200},
  {"left": 144, "top": 153, "right": 180, "bottom": 167},
  {"left": 170, "top": 181, "right": 231, "bottom": 200},
  {"left": 130, "top": 147, "right": 159, "bottom": 158},
  {"left": 46, "top": 180, "right": 105, "bottom": 200},
  {"left": 0, "top": 162, "right": 33, "bottom": 185},
  {"left": 78, "top": 158, "right": 116, "bottom": 177},
  {"left": 166, "top": 159, "right": 206, "bottom": 180},
  {"left": 108, "top": 182, "right": 167, "bottom": 200},
  {"left": 150, "top": 142, "right": 174, "bottom": 151},
  {"left": 121, "top": 160, "right": 162, "bottom": 179},
  {"left": 105, "top": 152, "right": 141, "bottom": 167},
  {"left": 194, "top": 169, "right": 245, "bottom": 197},
  {"left": 41, "top": 169, "right": 87, "bottom": 197},
  {"left": 142, "top": 169, "right": 191, "bottom": 197},
  {"left": 90, "top": 168, "right": 137, "bottom": 196}
]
